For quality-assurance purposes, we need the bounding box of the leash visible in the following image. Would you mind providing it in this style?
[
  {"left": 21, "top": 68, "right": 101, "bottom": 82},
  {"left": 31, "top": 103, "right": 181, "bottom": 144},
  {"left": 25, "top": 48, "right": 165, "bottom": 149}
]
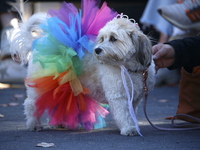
[
  {"left": 120, "top": 65, "right": 200, "bottom": 137},
  {"left": 120, "top": 65, "right": 143, "bottom": 137},
  {"left": 142, "top": 69, "right": 200, "bottom": 131}
]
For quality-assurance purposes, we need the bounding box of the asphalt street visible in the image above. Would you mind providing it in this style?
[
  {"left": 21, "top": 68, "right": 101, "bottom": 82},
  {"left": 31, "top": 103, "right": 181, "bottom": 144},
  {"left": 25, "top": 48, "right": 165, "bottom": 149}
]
[{"left": 0, "top": 84, "right": 200, "bottom": 150}]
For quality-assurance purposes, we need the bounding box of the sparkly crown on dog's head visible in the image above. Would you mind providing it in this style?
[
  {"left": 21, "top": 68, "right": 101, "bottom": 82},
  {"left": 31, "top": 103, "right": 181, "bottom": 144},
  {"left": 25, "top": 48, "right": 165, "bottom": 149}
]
[{"left": 115, "top": 13, "right": 140, "bottom": 30}]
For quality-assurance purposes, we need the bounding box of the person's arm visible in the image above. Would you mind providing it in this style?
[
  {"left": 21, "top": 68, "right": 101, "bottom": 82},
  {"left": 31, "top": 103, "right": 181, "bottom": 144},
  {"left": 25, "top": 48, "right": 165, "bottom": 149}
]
[{"left": 166, "top": 36, "right": 200, "bottom": 70}]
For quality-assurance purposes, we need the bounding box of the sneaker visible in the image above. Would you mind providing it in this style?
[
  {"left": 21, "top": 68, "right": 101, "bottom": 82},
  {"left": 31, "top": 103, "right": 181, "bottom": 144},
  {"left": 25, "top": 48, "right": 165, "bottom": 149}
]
[{"left": 158, "top": 0, "right": 200, "bottom": 31}]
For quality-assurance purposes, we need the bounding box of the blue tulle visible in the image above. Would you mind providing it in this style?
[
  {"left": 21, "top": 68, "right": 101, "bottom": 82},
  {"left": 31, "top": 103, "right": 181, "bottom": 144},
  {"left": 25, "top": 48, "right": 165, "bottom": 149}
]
[{"left": 35, "top": 11, "right": 94, "bottom": 59}]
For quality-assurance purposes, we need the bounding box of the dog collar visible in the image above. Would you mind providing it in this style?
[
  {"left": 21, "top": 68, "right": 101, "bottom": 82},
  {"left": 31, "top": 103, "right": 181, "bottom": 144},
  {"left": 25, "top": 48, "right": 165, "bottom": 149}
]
[{"left": 127, "top": 68, "right": 147, "bottom": 73}]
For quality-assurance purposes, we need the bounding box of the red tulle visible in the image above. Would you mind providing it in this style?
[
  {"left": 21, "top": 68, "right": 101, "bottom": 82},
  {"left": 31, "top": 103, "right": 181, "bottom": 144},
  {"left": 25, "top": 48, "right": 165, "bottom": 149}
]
[
  {"left": 31, "top": 77, "right": 108, "bottom": 130},
  {"left": 27, "top": 0, "right": 114, "bottom": 130}
]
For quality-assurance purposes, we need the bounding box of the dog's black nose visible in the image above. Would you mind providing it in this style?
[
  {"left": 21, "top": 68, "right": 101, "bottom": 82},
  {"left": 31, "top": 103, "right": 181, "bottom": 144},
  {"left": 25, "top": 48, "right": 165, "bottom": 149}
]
[{"left": 95, "top": 48, "right": 102, "bottom": 54}]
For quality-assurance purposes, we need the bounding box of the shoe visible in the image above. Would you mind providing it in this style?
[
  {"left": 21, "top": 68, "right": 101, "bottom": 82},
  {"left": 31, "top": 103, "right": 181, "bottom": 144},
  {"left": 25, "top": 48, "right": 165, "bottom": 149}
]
[{"left": 158, "top": 0, "right": 200, "bottom": 31}]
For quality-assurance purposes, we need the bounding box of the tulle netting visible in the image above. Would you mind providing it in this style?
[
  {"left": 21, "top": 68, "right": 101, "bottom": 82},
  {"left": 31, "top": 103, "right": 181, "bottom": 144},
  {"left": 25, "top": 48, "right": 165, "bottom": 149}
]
[{"left": 27, "top": 0, "right": 118, "bottom": 130}]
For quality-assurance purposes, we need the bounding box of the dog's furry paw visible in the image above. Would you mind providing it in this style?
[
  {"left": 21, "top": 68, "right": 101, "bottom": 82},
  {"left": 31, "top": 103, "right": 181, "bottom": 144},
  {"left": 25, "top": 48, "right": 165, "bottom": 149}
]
[
  {"left": 120, "top": 127, "right": 138, "bottom": 136},
  {"left": 30, "top": 125, "right": 43, "bottom": 132},
  {"left": 26, "top": 118, "right": 43, "bottom": 131}
]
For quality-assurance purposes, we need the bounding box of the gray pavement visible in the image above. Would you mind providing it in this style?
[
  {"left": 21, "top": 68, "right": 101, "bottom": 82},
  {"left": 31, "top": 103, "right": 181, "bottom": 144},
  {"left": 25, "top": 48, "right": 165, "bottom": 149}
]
[{"left": 0, "top": 85, "right": 200, "bottom": 150}]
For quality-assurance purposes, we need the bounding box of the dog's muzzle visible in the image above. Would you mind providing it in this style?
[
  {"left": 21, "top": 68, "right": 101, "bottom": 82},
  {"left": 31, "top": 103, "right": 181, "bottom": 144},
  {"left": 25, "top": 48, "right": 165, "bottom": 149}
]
[{"left": 94, "top": 48, "right": 102, "bottom": 55}]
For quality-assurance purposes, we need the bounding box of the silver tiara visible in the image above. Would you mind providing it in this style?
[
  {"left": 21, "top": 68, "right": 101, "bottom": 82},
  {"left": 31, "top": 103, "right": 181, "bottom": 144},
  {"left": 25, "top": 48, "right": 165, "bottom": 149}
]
[{"left": 115, "top": 13, "right": 139, "bottom": 29}]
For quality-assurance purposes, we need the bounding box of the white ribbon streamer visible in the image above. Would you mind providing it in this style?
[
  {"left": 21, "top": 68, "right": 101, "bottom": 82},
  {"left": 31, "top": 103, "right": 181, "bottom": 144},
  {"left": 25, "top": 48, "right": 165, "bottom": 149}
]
[{"left": 120, "top": 65, "right": 143, "bottom": 137}]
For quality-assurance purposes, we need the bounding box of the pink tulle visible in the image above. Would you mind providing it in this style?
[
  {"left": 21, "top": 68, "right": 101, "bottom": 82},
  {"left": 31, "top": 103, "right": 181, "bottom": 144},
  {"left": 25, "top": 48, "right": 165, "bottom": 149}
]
[
  {"left": 48, "top": 0, "right": 117, "bottom": 36},
  {"left": 79, "top": 95, "right": 109, "bottom": 130},
  {"left": 32, "top": 0, "right": 117, "bottom": 130},
  {"left": 81, "top": 0, "right": 118, "bottom": 35},
  {"left": 34, "top": 82, "right": 109, "bottom": 130}
]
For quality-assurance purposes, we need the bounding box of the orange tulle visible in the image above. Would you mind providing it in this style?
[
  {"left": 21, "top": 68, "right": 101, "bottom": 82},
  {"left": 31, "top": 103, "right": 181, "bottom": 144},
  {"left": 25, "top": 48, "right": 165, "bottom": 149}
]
[
  {"left": 26, "top": 76, "right": 59, "bottom": 96},
  {"left": 33, "top": 80, "right": 108, "bottom": 130},
  {"left": 26, "top": 0, "right": 116, "bottom": 130},
  {"left": 27, "top": 69, "right": 108, "bottom": 130}
]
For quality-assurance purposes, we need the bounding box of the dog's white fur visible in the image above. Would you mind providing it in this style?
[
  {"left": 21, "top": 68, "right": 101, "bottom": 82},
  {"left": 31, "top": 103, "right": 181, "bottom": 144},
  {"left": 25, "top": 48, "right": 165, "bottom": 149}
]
[{"left": 11, "top": 13, "right": 155, "bottom": 136}]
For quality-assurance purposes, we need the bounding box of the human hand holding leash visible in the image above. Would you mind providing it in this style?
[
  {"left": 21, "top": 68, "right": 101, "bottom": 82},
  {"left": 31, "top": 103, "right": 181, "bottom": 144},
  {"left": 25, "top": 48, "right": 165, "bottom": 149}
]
[{"left": 152, "top": 44, "right": 175, "bottom": 71}]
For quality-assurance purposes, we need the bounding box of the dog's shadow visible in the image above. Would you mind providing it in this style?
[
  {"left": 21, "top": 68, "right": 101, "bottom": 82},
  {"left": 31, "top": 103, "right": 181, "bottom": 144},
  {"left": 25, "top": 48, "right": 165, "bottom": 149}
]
[
  {"left": 38, "top": 125, "right": 120, "bottom": 137},
  {"left": 39, "top": 113, "right": 120, "bottom": 135}
]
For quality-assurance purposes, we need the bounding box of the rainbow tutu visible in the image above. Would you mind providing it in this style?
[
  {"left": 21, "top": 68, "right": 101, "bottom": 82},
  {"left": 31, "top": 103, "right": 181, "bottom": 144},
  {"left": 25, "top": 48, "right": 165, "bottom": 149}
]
[{"left": 27, "top": 0, "right": 118, "bottom": 130}]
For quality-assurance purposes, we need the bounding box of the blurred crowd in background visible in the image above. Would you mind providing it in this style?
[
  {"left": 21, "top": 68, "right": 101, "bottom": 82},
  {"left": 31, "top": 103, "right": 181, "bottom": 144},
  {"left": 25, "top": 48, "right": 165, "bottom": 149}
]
[{"left": 0, "top": 0, "right": 200, "bottom": 86}]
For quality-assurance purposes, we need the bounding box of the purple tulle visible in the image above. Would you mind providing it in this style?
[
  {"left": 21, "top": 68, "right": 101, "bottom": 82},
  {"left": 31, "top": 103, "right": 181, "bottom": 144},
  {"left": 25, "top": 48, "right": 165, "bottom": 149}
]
[
  {"left": 48, "top": 0, "right": 118, "bottom": 37},
  {"left": 81, "top": 0, "right": 118, "bottom": 36},
  {"left": 33, "top": 0, "right": 117, "bottom": 130},
  {"left": 48, "top": 2, "right": 78, "bottom": 27}
]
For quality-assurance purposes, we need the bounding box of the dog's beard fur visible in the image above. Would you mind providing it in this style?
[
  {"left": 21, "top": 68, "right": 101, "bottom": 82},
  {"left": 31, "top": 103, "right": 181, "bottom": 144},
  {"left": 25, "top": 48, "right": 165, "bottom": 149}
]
[{"left": 94, "top": 18, "right": 152, "bottom": 72}]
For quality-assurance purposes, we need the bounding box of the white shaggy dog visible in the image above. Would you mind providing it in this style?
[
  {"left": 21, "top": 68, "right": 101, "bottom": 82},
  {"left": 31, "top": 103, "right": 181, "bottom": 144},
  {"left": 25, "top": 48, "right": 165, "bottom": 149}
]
[{"left": 11, "top": 13, "right": 155, "bottom": 136}]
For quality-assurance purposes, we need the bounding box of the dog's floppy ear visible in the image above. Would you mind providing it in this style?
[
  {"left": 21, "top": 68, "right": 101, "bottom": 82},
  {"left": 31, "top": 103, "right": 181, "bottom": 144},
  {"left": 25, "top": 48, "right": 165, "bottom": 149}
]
[{"left": 131, "top": 33, "right": 152, "bottom": 67}]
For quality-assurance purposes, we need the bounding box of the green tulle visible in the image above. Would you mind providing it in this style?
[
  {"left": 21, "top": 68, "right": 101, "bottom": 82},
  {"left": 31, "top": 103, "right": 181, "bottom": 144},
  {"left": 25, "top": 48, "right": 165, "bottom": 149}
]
[{"left": 32, "top": 34, "right": 82, "bottom": 79}]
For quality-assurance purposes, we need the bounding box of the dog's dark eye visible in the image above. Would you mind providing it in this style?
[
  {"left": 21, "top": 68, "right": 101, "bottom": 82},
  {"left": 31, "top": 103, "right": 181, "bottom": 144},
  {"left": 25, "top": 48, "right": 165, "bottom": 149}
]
[
  {"left": 109, "top": 36, "right": 117, "bottom": 42},
  {"left": 99, "top": 37, "right": 104, "bottom": 43}
]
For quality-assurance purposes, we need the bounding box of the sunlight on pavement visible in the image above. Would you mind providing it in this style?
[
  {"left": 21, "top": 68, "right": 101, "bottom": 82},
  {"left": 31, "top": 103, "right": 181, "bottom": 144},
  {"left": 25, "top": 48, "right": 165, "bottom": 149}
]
[
  {"left": 0, "top": 83, "right": 10, "bottom": 89},
  {"left": 0, "top": 83, "right": 25, "bottom": 89}
]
